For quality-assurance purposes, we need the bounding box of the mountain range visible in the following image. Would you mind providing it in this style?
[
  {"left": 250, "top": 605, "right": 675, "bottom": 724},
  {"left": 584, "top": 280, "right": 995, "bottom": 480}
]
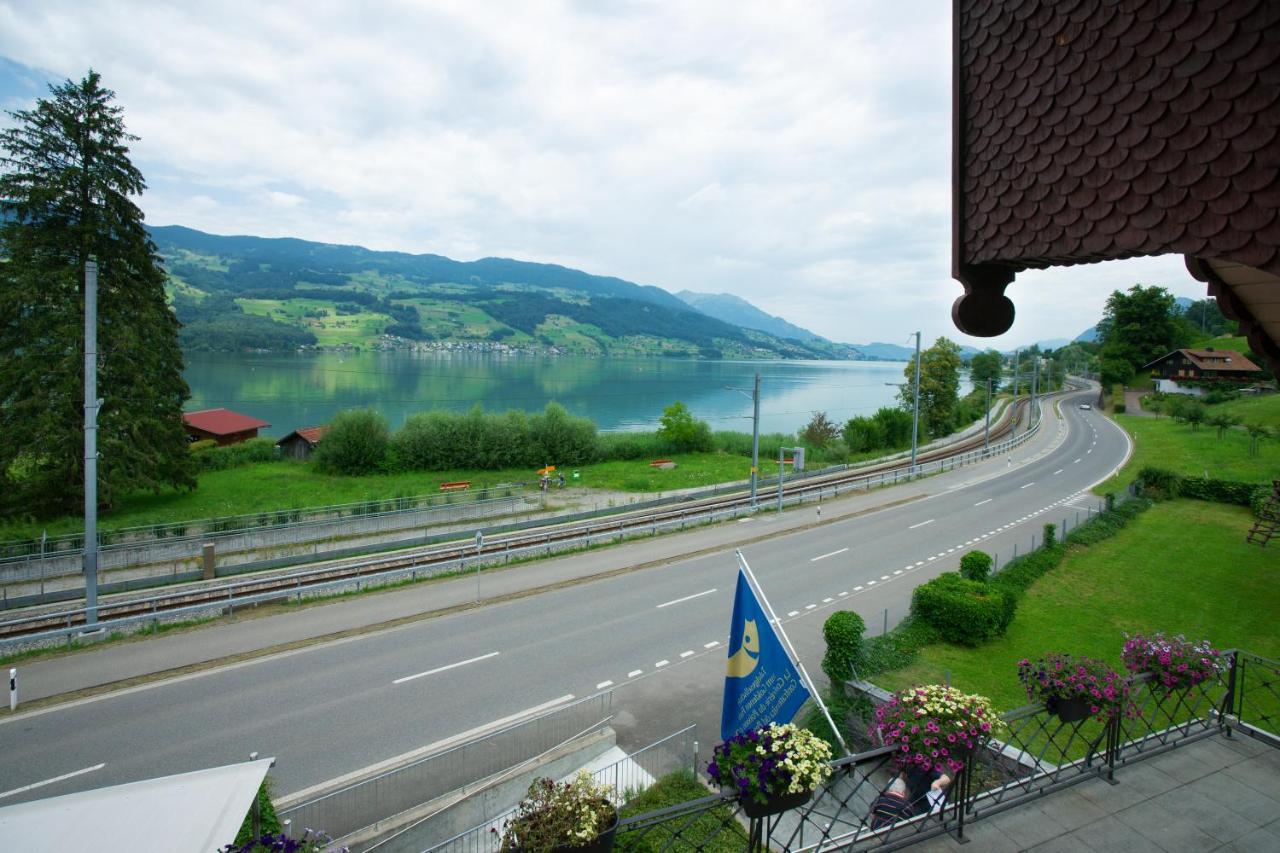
[{"left": 152, "top": 226, "right": 862, "bottom": 360}]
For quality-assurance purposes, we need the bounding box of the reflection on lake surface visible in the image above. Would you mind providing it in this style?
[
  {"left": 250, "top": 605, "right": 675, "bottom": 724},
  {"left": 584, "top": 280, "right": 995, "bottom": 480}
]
[{"left": 183, "top": 352, "right": 961, "bottom": 437}]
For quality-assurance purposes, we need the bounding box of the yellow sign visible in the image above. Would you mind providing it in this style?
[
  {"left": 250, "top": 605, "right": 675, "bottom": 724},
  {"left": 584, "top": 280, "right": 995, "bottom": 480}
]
[{"left": 537, "top": 465, "right": 556, "bottom": 475}]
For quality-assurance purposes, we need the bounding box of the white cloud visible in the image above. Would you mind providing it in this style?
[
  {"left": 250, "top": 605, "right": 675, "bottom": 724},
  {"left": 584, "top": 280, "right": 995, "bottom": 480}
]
[{"left": 0, "top": 1, "right": 1211, "bottom": 347}]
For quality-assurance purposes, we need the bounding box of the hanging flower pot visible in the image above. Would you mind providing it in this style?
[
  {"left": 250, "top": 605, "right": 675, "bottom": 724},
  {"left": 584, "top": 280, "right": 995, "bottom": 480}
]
[
  {"left": 1046, "top": 695, "right": 1093, "bottom": 723},
  {"left": 707, "top": 724, "right": 833, "bottom": 820},
  {"left": 739, "top": 787, "right": 812, "bottom": 819}
]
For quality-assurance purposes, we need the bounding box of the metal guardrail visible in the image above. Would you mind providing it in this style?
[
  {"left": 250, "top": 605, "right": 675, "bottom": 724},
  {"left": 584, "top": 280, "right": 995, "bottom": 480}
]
[
  {"left": 277, "top": 692, "right": 614, "bottom": 845},
  {"left": 613, "top": 648, "right": 1276, "bottom": 851},
  {"left": 425, "top": 725, "right": 698, "bottom": 853},
  {"left": 0, "top": 398, "right": 1053, "bottom": 651}
]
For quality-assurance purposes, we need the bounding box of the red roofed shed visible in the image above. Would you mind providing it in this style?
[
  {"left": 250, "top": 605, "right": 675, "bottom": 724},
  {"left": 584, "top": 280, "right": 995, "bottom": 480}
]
[
  {"left": 183, "top": 408, "right": 271, "bottom": 446},
  {"left": 275, "top": 426, "right": 330, "bottom": 460}
]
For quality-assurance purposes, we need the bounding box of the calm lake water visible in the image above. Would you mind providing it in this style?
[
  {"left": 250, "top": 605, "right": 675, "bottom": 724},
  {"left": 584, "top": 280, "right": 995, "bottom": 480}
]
[{"left": 184, "top": 352, "right": 964, "bottom": 438}]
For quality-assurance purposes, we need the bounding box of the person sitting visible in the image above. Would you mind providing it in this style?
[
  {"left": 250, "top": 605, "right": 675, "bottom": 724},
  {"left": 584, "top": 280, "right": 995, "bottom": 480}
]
[
  {"left": 867, "top": 775, "right": 913, "bottom": 829},
  {"left": 905, "top": 767, "right": 952, "bottom": 816}
]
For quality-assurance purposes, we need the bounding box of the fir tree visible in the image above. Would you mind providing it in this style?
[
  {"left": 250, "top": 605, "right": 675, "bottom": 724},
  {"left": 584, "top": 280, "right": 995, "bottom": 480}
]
[{"left": 0, "top": 70, "right": 193, "bottom": 517}]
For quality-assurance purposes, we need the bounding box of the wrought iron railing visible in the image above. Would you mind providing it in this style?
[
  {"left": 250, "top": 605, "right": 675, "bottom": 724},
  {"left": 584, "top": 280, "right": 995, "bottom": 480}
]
[{"left": 613, "top": 648, "right": 1275, "bottom": 851}]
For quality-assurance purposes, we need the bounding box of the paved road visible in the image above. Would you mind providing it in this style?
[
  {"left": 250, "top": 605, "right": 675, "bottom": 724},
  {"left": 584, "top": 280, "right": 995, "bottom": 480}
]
[{"left": 0, "top": 389, "right": 1130, "bottom": 808}]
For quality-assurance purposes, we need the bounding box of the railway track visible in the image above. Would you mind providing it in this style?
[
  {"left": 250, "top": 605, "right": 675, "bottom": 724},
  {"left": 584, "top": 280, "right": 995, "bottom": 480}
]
[{"left": 1, "top": 393, "right": 1058, "bottom": 642}]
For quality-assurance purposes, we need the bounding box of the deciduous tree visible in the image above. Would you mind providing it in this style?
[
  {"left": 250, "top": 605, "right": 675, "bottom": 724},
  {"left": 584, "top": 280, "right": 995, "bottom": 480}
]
[
  {"left": 1096, "top": 285, "right": 1189, "bottom": 377},
  {"left": 968, "top": 350, "right": 1003, "bottom": 389},
  {"left": 0, "top": 71, "right": 193, "bottom": 517},
  {"left": 900, "top": 337, "right": 963, "bottom": 438}
]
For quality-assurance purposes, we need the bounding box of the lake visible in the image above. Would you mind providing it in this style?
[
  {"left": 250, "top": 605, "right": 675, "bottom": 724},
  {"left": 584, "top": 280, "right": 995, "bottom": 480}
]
[{"left": 183, "top": 352, "right": 959, "bottom": 438}]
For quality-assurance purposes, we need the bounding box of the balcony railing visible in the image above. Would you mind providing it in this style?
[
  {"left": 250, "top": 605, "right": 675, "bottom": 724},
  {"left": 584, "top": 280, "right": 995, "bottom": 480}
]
[{"left": 613, "top": 649, "right": 1279, "bottom": 851}]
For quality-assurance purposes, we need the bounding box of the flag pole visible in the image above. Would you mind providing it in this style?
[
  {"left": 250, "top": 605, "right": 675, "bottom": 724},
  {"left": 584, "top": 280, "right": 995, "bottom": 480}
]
[{"left": 736, "top": 550, "right": 849, "bottom": 755}]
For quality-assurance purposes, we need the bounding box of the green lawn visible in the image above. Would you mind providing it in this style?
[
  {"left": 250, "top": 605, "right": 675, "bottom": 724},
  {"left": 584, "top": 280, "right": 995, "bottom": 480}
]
[
  {"left": 876, "top": 500, "right": 1279, "bottom": 712},
  {"left": 1208, "top": 392, "right": 1280, "bottom": 425},
  {"left": 1094, "top": 406, "right": 1280, "bottom": 494}
]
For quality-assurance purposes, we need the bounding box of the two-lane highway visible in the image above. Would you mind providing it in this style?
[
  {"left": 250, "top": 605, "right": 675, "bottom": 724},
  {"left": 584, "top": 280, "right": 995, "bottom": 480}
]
[{"left": 0, "top": 387, "right": 1130, "bottom": 807}]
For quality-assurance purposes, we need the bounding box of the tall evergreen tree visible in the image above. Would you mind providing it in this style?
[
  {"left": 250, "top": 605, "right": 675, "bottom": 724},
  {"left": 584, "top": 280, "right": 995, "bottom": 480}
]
[{"left": 0, "top": 71, "right": 193, "bottom": 517}]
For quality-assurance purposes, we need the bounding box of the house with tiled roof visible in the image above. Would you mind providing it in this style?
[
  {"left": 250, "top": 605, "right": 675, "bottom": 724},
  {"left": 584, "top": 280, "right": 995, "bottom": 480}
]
[
  {"left": 1142, "top": 347, "right": 1263, "bottom": 395},
  {"left": 275, "top": 426, "right": 330, "bottom": 460},
  {"left": 182, "top": 408, "right": 271, "bottom": 446}
]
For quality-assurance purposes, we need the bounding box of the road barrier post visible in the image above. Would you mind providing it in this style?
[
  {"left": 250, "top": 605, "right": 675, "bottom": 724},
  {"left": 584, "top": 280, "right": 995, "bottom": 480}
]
[{"left": 9, "top": 667, "right": 15, "bottom": 712}]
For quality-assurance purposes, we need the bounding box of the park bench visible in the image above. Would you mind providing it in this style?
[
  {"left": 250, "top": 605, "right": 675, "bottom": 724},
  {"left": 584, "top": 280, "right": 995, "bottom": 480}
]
[{"left": 439, "top": 481, "right": 471, "bottom": 491}]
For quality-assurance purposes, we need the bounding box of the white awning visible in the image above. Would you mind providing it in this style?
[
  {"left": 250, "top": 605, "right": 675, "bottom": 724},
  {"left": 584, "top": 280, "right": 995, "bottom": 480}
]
[{"left": 0, "top": 758, "right": 274, "bottom": 853}]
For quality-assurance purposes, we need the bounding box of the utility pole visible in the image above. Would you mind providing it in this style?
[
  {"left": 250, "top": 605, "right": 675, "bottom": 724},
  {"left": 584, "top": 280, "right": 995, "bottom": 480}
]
[
  {"left": 910, "top": 331, "right": 921, "bottom": 471},
  {"left": 727, "top": 373, "right": 762, "bottom": 508},
  {"left": 984, "top": 378, "right": 992, "bottom": 454},
  {"left": 83, "top": 257, "right": 101, "bottom": 628},
  {"left": 1011, "top": 348, "right": 1021, "bottom": 436},
  {"left": 751, "top": 372, "right": 760, "bottom": 508}
]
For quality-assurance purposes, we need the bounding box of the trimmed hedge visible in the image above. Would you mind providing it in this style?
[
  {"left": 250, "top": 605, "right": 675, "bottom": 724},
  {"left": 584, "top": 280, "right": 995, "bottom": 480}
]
[
  {"left": 959, "top": 550, "right": 992, "bottom": 582},
  {"left": 1138, "top": 466, "right": 1263, "bottom": 510},
  {"left": 911, "top": 573, "right": 1016, "bottom": 647},
  {"left": 821, "top": 610, "right": 866, "bottom": 684}
]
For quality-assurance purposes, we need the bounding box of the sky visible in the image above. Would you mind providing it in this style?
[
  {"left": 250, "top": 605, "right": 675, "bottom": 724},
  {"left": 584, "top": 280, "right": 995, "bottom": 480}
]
[{"left": 0, "top": 1, "right": 1209, "bottom": 349}]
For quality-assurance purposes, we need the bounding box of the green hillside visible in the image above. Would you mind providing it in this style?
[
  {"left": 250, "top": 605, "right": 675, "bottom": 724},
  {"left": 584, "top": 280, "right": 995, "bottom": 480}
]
[{"left": 151, "top": 225, "right": 848, "bottom": 359}]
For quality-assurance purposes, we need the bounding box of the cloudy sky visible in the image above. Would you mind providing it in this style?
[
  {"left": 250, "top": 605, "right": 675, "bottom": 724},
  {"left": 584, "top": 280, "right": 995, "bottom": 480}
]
[{"left": 0, "top": 1, "right": 1205, "bottom": 348}]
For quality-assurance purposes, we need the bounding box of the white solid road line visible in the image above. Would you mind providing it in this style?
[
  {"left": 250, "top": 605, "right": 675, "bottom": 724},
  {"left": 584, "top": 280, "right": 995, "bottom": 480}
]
[
  {"left": 0, "top": 763, "right": 106, "bottom": 801},
  {"left": 810, "top": 548, "right": 850, "bottom": 562},
  {"left": 656, "top": 588, "right": 717, "bottom": 608},
  {"left": 908, "top": 519, "right": 935, "bottom": 529},
  {"left": 394, "top": 651, "right": 500, "bottom": 685},
  {"left": 974, "top": 499, "right": 992, "bottom": 506}
]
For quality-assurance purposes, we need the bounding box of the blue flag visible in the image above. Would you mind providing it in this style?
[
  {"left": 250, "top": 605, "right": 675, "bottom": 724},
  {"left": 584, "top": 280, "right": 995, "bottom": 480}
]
[{"left": 720, "top": 568, "right": 811, "bottom": 740}]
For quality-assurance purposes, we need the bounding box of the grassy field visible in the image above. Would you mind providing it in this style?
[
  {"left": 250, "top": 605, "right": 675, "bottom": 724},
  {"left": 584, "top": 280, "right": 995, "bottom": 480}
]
[
  {"left": 1094, "top": 397, "right": 1280, "bottom": 493},
  {"left": 1208, "top": 392, "right": 1280, "bottom": 425},
  {"left": 875, "top": 500, "right": 1279, "bottom": 712}
]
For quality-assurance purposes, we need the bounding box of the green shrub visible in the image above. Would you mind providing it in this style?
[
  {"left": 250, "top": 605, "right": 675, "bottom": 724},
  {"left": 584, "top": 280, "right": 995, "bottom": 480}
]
[
  {"left": 1138, "top": 467, "right": 1258, "bottom": 506},
  {"left": 1251, "top": 486, "right": 1273, "bottom": 518},
  {"left": 190, "top": 437, "right": 278, "bottom": 472},
  {"left": 314, "top": 409, "right": 390, "bottom": 475},
  {"left": 990, "top": 545, "right": 1064, "bottom": 595},
  {"left": 1114, "top": 402, "right": 1127, "bottom": 414},
  {"left": 911, "top": 572, "right": 1016, "bottom": 646},
  {"left": 233, "top": 779, "right": 282, "bottom": 844},
  {"left": 821, "top": 611, "right": 866, "bottom": 684},
  {"left": 618, "top": 770, "right": 746, "bottom": 853},
  {"left": 958, "top": 550, "right": 992, "bottom": 582},
  {"left": 1042, "top": 522, "right": 1057, "bottom": 548},
  {"left": 858, "top": 615, "right": 938, "bottom": 678}
]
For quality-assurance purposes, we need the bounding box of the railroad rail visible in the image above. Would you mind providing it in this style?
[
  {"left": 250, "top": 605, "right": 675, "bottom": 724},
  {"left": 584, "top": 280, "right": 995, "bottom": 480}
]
[{"left": 0, "top": 390, "right": 1070, "bottom": 649}]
